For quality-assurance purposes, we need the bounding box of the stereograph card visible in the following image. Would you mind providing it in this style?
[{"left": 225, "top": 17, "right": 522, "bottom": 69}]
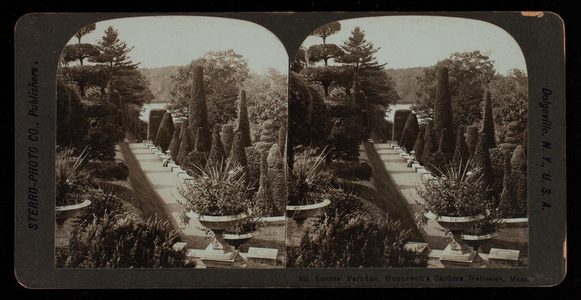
[{"left": 13, "top": 11, "right": 566, "bottom": 288}]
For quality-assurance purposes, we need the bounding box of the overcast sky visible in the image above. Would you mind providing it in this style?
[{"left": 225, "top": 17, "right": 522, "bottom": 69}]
[
  {"left": 300, "top": 16, "right": 527, "bottom": 75},
  {"left": 69, "top": 16, "right": 288, "bottom": 74},
  {"left": 69, "top": 15, "right": 526, "bottom": 76}
]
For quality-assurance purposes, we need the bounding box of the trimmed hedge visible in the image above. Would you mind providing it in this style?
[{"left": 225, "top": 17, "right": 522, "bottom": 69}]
[
  {"left": 399, "top": 113, "right": 419, "bottom": 153},
  {"left": 147, "top": 108, "right": 166, "bottom": 142},
  {"left": 154, "top": 112, "right": 174, "bottom": 152},
  {"left": 392, "top": 109, "right": 412, "bottom": 144}
]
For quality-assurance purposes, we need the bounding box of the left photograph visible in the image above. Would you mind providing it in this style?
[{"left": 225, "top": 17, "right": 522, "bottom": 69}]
[{"left": 54, "top": 16, "right": 288, "bottom": 268}]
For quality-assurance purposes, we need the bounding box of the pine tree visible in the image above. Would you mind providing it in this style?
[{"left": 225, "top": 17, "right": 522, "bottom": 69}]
[
  {"left": 434, "top": 67, "right": 455, "bottom": 153},
  {"left": 154, "top": 112, "right": 174, "bottom": 152},
  {"left": 235, "top": 90, "right": 252, "bottom": 147},
  {"left": 335, "top": 27, "right": 386, "bottom": 71},
  {"left": 189, "top": 65, "right": 211, "bottom": 153},
  {"left": 399, "top": 113, "right": 419, "bottom": 153},
  {"left": 481, "top": 91, "right": 497, "bottom": 149},
  {"left": 206, "top": 124, "right": 226, "bottom": 171}
]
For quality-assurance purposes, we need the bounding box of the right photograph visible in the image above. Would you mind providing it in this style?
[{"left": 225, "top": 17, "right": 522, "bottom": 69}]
[{"left": 286, "top": 15, "right": 528, "bottom": 269}]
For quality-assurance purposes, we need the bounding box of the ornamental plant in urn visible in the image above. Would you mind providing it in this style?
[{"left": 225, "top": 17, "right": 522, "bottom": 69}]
[
  {"left": 55, "top": 148, "right": 92, "bottom": 247},
  {"left": 416, "top": 159, "right": 488, "bottom": 267},
  {"left": 179, "top": 161, "right": 252, "bottom": 263},
  {"left": 286, "top": 148, "right": 332, "bottom": 244}
]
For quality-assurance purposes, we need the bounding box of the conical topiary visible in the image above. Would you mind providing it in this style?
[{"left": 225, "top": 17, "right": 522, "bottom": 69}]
[
  {"left": 399, "top": 113, "right": 419, "bottom": 153},
  {"left": 434, "top": 67, "right": 455, "bottom": 149},
  {"left": 175, "top": 125, "right": 195, "bottom": 165},
  {"left": 167, "top": 125, "right": 181, "bottom": 161},
  {"left": 267, "top": 143, "right": 286, "bottom": 215},
  {"left": 472, "top": 132, "right": 495, "bottom": 202},
  {"left": 509, "top": 145, "right": 527, "bottom": 216},
  {"left": 228, "top": 131, "right": 248, "bottom": 179},
  {"left": 278, "top": 125, "right": 286, "bottom": 158},
  {"left": 451, "top": 125, "right": 469, "bottom": 169},
  {"left": 206, "top": 124, "right": 226, "bottom": 171},
  {"left": 235, "top": 90, "right": 252, "bottom": 148},
  {"left": 466, "top": 125, "right": 479, "bottom": 157},
  {"left": 254, "top": 149, "right": 275, "bottom": 217},
  {"left": 481, "top": 91, "right": 497, "bottom": 149},
  {"left": 426, "top": 128, "right": 453, "bottom": 175},
  {"left": 154, "top": 112, "right": 174, "bottom": 152},
  {"left": 412, "top": 125, "right": 425, "bottom": 164},
  {"left": 497, "top": 151, "right": 515, "bottom": 216},
  {"left": 420, "top": 120, "right": 437, "bottom": 166},
  {"left": 221, "top": 124, "right": 234, "bottom": 158},
  {"left": 189, "top": 65, "right": 211, "bottom": 153}
]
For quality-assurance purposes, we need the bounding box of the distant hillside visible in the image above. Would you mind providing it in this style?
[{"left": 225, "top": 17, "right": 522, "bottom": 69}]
[
  {"left": 140, "top": 66, "right": 180, "bottom": 103},
  {"left": 384, "top": 67, "right": 427, "bottom": 104}
]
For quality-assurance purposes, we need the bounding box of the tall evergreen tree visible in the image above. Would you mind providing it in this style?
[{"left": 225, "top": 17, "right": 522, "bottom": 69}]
[
  {"left": 235, "top": 90, "right": 252, "bottom": 147},
  {"left": 189, "top": 65, "right": 211, "bottom": 153},
  {"left": 90, "top": 26, "right": 139, "bottom": 83},
  {"left": 434, "top": 67, "right": 455, "bottom": 152},
  {"left": 335, "top": 27, "right": 386, "bottom": 71},
  {"left": 392, "top": 109, "right": 412, "bottom": 145},
  {"left": 481, "top": 91, "right": 497, "bottom": 149}
]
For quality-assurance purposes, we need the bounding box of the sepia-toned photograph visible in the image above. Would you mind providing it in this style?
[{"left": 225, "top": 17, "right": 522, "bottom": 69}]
[
  {"left": 287, "top": 16, "right": 528, "bottom": 268},
  {"left": 13, "top": 11, "right": 566, "bottom": 288},
  {"left": 54, "top": 16, "right": 288, "bottom": 268}
]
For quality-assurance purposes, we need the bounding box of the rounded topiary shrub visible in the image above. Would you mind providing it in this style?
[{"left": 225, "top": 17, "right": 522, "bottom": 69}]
[
  {"left": 147, "top": 108, "right": 166, "bottom": 142},
  {"left": 392, "top": 109, "right": 412, "bottom": 143}
]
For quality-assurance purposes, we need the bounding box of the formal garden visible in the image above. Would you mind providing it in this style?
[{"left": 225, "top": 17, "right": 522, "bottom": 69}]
[
  {"left": 286, "top": 21, "right": 528, "bottom": 268},
  {"left": 54, "top": 20, "right": 528, "bottom": 269},
  {"left": 54, "top": 24, "right": 287, "bottom": 268}
]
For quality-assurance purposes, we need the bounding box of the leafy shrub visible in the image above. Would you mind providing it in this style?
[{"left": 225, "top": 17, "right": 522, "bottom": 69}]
[
  {"left": 286, "top": 206, "right": 426, "bottom": 268},
  {"left": 56, "top": 214, "right": 195, "bottom": 268},
  {"left": 287, "top": 149, "right": 332, "bottom": 206},
  {"left": 55, "top": 148, "right": 89, "bottom": 206}
]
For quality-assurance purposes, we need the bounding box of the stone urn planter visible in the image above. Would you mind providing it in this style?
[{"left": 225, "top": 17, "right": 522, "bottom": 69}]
[
  {"left": 55, "top": 199, "right": 91, "bottom": 247},
  {"left": 461, "top": 232, "right": 499, "bottom": 267},
  {"left": 286, "top": 199, "right": 331, "bottom": 245},
  {"left": 198, "top": 212, "right": 247, "bottom": 268},
  {"left": 223, "top": 232, "right": 254, "bottom": 250},
  {"left": 427, "top": 212, "right": 486, "bottom": 268}
]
